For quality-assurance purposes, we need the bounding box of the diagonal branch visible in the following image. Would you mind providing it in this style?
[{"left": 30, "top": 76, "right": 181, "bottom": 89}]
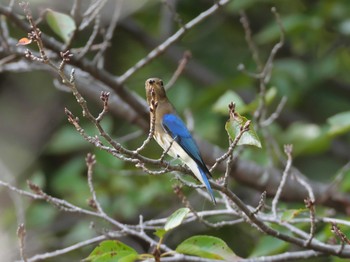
[{"left": 117, "top": 0, "right": 229, "bottom": 84}]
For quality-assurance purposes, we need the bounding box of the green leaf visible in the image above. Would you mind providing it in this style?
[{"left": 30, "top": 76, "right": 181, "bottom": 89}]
[
  {"left": 327, "top": 111, "right": 350, "bottom": 136},
  {"left": 51, "top": 156, "right": 90, "bottom": 206},
  {"left": 243, "top": 87, "right": 278, "bottom": 114},
  {"left": 282, "top": 122, "right": 330, "bottom": 155},
  {"left": 255, "top": 14, "right": 317, "bottom": 44},
  {"left": 46, "top": 9, "right": 76, "bottom": 43},
  {"left": 84, "top": 240, "right": 138, "bottom": 262},
  {"left": 27, "top": 203, "right": 57, "bottom": 228},
  {"left": 340, "top": 169, "right": 350, "bottom": 192},
  {"left": 281, "top": 209, "right": 307, "bottom": 222},
  {"left": 176, "top": 235, "right": 238, "bottom": 261},
  {"left": 154, "top": 228, "right": 167, "bottom": 239},
  {"left": 250, "top": 236, "right": 288, "bottom": 257},
  {"left": 225, "top": 112, "right": 262, "bottom": 148},
  {"left": 46, "top": 125, "right": 90, "bottom": 154},
  {"left": 47, "top": 116, "right": 113, "bottom": 154},
  {"left": 227, "top": 0, "right": 260, "bottom": 13},
  {"left": 164, "top": 207, "right": 190, "bottom": 231},
  {"left": 338, "top": 19, "right": 350, "bottom": 35},
  {"left": 213, "top": 90, "right": 245, "bottom": 115}
]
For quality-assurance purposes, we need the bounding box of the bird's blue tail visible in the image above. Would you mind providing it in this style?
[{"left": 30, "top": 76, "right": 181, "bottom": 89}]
[{"left": 198, "top": 166, "right": 216, "bottom": 204}]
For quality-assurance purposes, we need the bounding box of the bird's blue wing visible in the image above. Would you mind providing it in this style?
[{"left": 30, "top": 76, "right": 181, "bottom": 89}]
[
  {"left": 162, "top": 114, "right": 206, "bottom": 170},
  {"left": 163, "top": 113, "right": 215, "bottom": 203}
]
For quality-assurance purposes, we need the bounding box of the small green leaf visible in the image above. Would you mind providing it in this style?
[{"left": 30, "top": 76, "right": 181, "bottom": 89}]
[
  {"left": 227, "top": 0, "right": 259, "bottom": 13},
  {"left": 340, "top": 169, "right": 350, "bottom": 192},
  {"left": 338, "top": 19, "right": 350, "bottom": 35},
  {"left": 327, "top": 111, "right": 350, "bottom": 136},
  {"left": 281, "top": 209, "right": 307, "bottom": 222},
  {"left": 154, "top": 229, "right": 167, "bottom": 239},
  {"left": 213, "top": 90, "right": 245, "bottom": 115},
  {"left": 84, "top": 240, "right": 138, "bottom": 262},
  {"left": 46, "top": 125, "right": 90, "bottom": 153},
  {"left": 176, "top": 235, "right": 238, "bottom": 261},
  {"left": 282, "top": 122, "right": 330, "bottom": 155},
  {"left": 46, "top": 9, "right": 76, "bottom": 43},
  {"left": 47, "top": 116, "right": 113, "bottom": 154},
  {"left": 255, "top": 14, "right": 315, "bottom": 44},
  {"left": 250, "top": 236, "right": 288, "bottom": 257},
  {"left": 244, "top": 87, "right": 278, "bottom": 113},
  {"left": 225, "top": 112, "right": 261, "bottom": 148},
  {"left": 164, "top": 208, "right": 190, "bottom": 231}
]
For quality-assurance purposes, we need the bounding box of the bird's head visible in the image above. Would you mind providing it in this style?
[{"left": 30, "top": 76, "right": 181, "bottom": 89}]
[{"left": 145, "top": 78, "right": 166, "bottom": 105}]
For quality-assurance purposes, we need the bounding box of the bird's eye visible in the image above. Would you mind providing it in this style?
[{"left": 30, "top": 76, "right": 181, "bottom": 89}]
[
  {"left": 149, "top": 79, "right": 155, "bottom": 85},
  {"left": 159, "top": 80, "right": 163, "bottom": 86}
]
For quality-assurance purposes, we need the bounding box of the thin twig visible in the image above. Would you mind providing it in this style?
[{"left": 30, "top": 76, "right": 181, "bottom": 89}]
[
  {"left": 134, "top": 94, "right": 157, "bottom": 154},
  {"left": 223, "top": 138, "right": 234, "bottom": 187},
  {"left": 135, "top": 161, "right": 170, "bottom": 176},
  {"left": 23, "top": 235, "right": 107, "bottom": 262},
  {"left": 253, "top": 191, "right": 266, "bottom": 214},
  {"left": 318, "top": 161, "right": 350, "bottom": 204},
  {"left": 94, "top": 0, "right": 123, "bottom": 68},
  {"left": 96, "top": 91, "right": 110, "bottom": 122},
  {"left": 86, "top": 153, "right": 104, "bottom": 213},
  {"left": 117, "top": 0, "right": 229, "bottom": 84},
  {"left": 331, "top": 223, "right": 350, "bottom": 254},
  {"left": 272, "top": 144, "right": 293, "bottom": 218},
  {"left": 2, "top": 178, "right": 173, "bottom": 254},
  {"left": 0, "top": 13, "right": 10, "bottom": 50},
  {"left": 19, "top": 2, "right": 48, "bottom": 62},
  {"left": 239, "top": 11, "right": 262, "bottom": 70},
  {"left": 165, "top": 50, "right": 191, "bottom": 90},
  {"left": 79, "top": 0, "right": 108, "bottom": 30},
  {"left": 159, "top": 137, "right": 176, "bottom": 162},
  {"left": 239, "top": 7, "right": 285, "bottom": 126},
  {"left": 261, "top": 96, "right": 287, "bottom": 127},
  {"left": 304, "top": 197, "right": 316, "bottom": 246},
  {"left": 70, "top": 0, "right": 82, "bottom": 19},
  {"left": 216, "top": 181, "right": 350, "bottom": 257},
  {"left": 17, "top": 223, "right": 27, "bottom": 262},
  {"left": 243, "top": 250, "right": 326, "bottom": 262},
  {"left": 210, "top": 102, "right": 250, "bottom": 173},
  {"left": 77, "top": 14, "right": 100, "bottom": 59}
]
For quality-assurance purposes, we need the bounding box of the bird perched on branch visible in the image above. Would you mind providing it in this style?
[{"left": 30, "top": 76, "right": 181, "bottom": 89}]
[{"left": 145, "top": 78, "right": 216, "bottom": 204}]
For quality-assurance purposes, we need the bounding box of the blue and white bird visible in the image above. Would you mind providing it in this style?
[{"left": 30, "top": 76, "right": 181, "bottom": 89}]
[{"left": 145, "top": 78, "right": 216, "bottom": 204}]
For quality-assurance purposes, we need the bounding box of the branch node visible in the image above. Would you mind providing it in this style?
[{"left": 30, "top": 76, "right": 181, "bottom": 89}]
[
  {"left": 70, "top": 69, "right": 76, "bottom": 83},
  {"left": 17, "top": 223, "right": 27, "bottom": 262},
  {"left": 27, "top": 180, "right": 43, "bottom": 195}
]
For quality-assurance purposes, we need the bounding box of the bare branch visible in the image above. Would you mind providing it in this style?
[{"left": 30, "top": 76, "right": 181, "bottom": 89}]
[
  {"left": 79, "top": 0, "right": 108, "bottom": 30},
  {"left": 24, "top": 235, "right": 107, "bottom": 262},
  {"left": 117, "top": 0, "right": 229, "bottom": 84},
  {"left": 134, "top": 89, "right": 157, "bottom": 154},
  {"left": 94, "top": 0, "right": 122, "bottom": 68},
  {"left": 304, "top": 197, "right": 316, "bottom": 246},
  {"left": 261, "top": 96, "right": 287, "bottom": 127},
  {"left": 17, "top": 223, "right": 27, "bottom": 262},
  {"left": 239, "top": 11, "right": 262, "bottom": 70},
  {"left": 331, "top": 223, "right": 350, "bottom": 254},
  {"left": 210, "top": 102, "right": 249, "bottom": 173},
  {"left": 77, "top": 14, "right": 100, "bottom": 59},
  {"left": 272, "top": 144, "right": 293, "bottom": 217},
  {"left": 243, "top": 250, "right": 326, "bottom": 262},
  {"left": 70, "top": 0, "right": 82, "bottom": 19},
  {"left": 215, "top": 180, "right": 350, "bottom": 257},
  {"left": 19, "top": 1, "right": 48, "bottom": 62},
  {"left": 86, "top": 153, "right": 104, "bottom": 213},
  {"left": 165, "top": 50, "right": 192, "bottom": 90},
  {"left": 96, "top": 91, "right": 110, "bottom": 122}
]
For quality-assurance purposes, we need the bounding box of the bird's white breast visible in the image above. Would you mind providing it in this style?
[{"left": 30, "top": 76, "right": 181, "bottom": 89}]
[{"left": 154, "top": 132, "right": 206, "bottom": 186}]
